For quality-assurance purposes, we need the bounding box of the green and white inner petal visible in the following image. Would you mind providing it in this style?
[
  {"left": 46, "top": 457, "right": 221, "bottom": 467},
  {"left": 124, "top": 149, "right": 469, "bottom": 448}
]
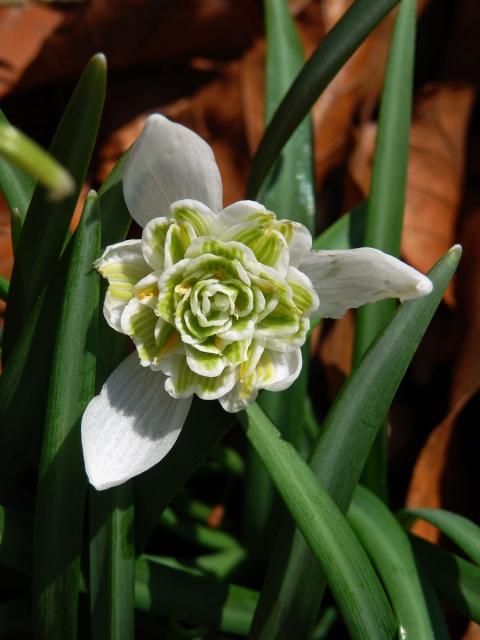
[
  {"left": 133, "top": 271, "right": 161, "bottom": 309},
  {"left": 120, "top": 298, "right": 160, "bottom": 366},
  {"left": 185, "top": 345, "right": 226, "bottom": 378},
  {"left": 286, "top": 266, "right": 320, "bottom": 316},
  {"left": 299, "top": 247, "right": 433, "bottom": 320},
  {"left": 217, "top": 200, "right": 269, "bottom": 229},
  {"left": 258, "top": 316, "right": 310, "bottom": 353},
  {"left": 95, "top": 239, "right": 151, "bottom": 332},
  {"left": 170, "top": 199, "right": 218, "bottom": 237},
  {"left": 165, "top": 355, "right": 238, "bottom": 400},
  {"left": 275, "top": 219, "right": 312, "bottom": 268},
  {"left": 142, "top": 217, "right": 197, "bottom": 271}
]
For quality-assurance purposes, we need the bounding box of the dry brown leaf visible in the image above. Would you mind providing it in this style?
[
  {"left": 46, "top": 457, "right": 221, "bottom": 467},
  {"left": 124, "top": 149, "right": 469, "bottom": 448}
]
[
  {"left": 406, "top": 204, "right": 480, "bottom": 541},
  {"left": 463, "top": 622, "right": 480, "bottom": 640},
  {"left": 11, "top": 0, "right": 260, "bottom": 94},
  {"left": 348, "top": 82, "right": 475, "bottom": 305},
  {"left": 0, "top": 5, "right": 62, "bottom": 98},
  {"left": 98, "top": 62, "right": 249, "bottom": 206}
]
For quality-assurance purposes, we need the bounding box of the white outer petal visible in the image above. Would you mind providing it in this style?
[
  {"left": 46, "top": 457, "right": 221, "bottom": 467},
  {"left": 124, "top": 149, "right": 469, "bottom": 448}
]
[
  {"left": 123, "top": 114, "right": 223, "bottom": 227},
  {"left": 81, "top": 353, "right": 192, "bottom": 490},
  {"left": 299, "top": 248, "right": 433, "bottom": 320}
]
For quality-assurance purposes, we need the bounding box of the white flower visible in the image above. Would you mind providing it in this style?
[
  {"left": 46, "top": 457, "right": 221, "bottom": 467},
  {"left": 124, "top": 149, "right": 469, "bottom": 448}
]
[{"left": 81, "top": 114, "right": 432, "bottom": 490}]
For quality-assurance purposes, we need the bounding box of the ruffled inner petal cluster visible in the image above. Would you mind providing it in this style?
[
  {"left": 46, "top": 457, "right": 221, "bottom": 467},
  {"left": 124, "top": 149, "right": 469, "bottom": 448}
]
[{"left": 96, "top": 199, "right": 318, "bottom": 412}]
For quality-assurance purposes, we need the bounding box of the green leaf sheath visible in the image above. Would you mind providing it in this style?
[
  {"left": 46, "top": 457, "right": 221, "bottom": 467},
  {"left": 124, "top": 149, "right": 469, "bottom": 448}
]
[
  {"left": 0, "top": 110, "right": 35, "bottom": 220},
  {"left": 251, "top": 246, "right": 462, "bottom": 639},
  {"left": 0, "top": 275, "right": 8, "bottom": 302},
  {"left": 247, "top": 0, "right": 402, "bottom": 198},
  {"left": 243, "top": 403, "right": 396, "bottom": 640},
  {"left": 399, "top": 508, "right": 480, "bottom": 566},
  {"left": 347, "top": 485, "right": 438, "bottom": 639},
  {"left": 353, "top": 0, "right": 417, "bottom": 499},
  {"left": 3, "top": 54, "right": 106, "bottom": 362},
  {"left": 244, "top": 0, "right": 315, "bottom": 562},
  {"left": 33, "top": 192, "right": 101, "bottom": 640},
  {"left": 411, "top": 535, "right": 480, "bottom": 623}
]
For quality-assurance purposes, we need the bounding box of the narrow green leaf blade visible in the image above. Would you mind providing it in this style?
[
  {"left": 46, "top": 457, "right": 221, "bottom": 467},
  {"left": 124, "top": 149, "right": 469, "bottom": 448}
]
[
  {"left": 251, "top": 246, "right": 462, "bottom": 639},
  {"left": 353, "top": 0, "right": 417, "bottom": 497},
  {"left": 246, "top": 0, "right": 315, "bottom": 559},
  {"left": 0, "top": 121, "right": 74, "bottom": 202},
  {"left": 89, "top": 182, "right": 133, "bottom": 640},
  {"left": 347, "top": 486, "right": 438, "bottom": 639},
  {"left": 400, "top": 508, "right": 480, "bottom": 566},
  {"left": 243, "top": 403, "right": 396, "bottom": 640},
  {"left": 0, "top": 110, "right": 35, "bottom": 220},
  {"left": 0, "top": 275, "right": 8, "bottom": 302},
  {"left": 3, "top": 54, "right": 106, "bottom": 361},
  {"left": 411, "top": 535, "right": 480, "bottom": 623},
  {"left": 247, "top": 0, "right": 402, "bottom": 198},
  {"left": 33, "top": 192, "right": 100, "bottom": 640},
  {"left": 89, "top": 484, "right": 135, "bottom": 640}
]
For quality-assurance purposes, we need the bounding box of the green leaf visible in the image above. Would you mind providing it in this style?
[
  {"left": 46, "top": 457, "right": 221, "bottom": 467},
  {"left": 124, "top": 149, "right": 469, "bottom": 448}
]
[
  {"left": 135, "top": 399, "right": 236, "bottom": 552},
  {"left": 0, "top": 110, "right": 35, "bottom": 221},
  {"left": 399, "top": 508, "right": 480, "bottom": 566},
  {"left": 242, "top": 403, "right": 396, "bottom": 640},
  {"left": 353, "top": 0, "right": 417, "bottom": 498},
  {"left": 33, "top": 191, "right": 100, "bottom": 640},
  {"left": 0, "top": 121, "right": 74, "bottom": 202},
  {"left": 0, "top": 275, "right": 8, "bottom": 302},
  {"left": 135, "top": 556, "right": 258, "bottom": 636},
  {"left": 411, "top": 535, "right": 480, "bottom": 623},
  {"left": 89, "top": 185, "right": 133, "bottom": 640},
  {"left": 250, "top": 246, "right": 461, "bottom": 639},
  {"left": 89, "top": 484, "right": 135, "bottom": 640},
  {"left": 347, "top": 486, "right": 438, "bottom": 638},
  {"left": 0, "top": 506, "right": 32, "bottom": 574},
  {"left": 3, "top": 54, "right": 106, "bottom": 362},
  {"left": 98, "top": 149, "right": 131, "bottom": 250},
  {"left": 245, "top": 0, "right": 315, "bottom": 559},
  {"left": 312, "top": 200, "right": 367, "bottom": 251},
  {"left": 247, "top": 0, "right": 402, "bottom": 198}
]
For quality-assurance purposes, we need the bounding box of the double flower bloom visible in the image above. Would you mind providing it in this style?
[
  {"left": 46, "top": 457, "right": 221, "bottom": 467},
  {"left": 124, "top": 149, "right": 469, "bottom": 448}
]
[{"left": 82, "top": 114, "right": 432, "bottom": 490}]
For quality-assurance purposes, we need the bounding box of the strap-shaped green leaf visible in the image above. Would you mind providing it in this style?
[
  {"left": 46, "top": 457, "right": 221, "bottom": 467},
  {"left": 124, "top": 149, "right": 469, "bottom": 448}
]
[
  {"left": 245, "top": 0, "right": 315, "bottom": 562},
  {"left": 353, "top": 0, "right": 417, "bottom": 497},
  {"left": 33, "top": 192, "right": 100, "bottom": 640},
  {"left": 400, "top": 508, "right": 480, "bottom": 566},
  {"left": 3, "top": 54, "right": 106, "bottom": 362},
  {"left": 88, "top": 175, "right": 133, "bottom": 640},
  {"left": 247, "top": 0, "right": 402, "bottom": 198},
  {"left": 250, "top": 246, "right": 461, "bottom": 639},
  {"left": 347, "top": 486, "right": 440, "bottom": 638},
  {"left": 0, "top": 121, "right": 73, "bottom": 203},
  {"left": 312, "top": 200, "right": 367, "bottom": 251},
  {"left": 411, "top": 535, "right": 480, "bottom": 623},
  {"left": 243, "top": 403, "right": 396, "bottom": 640},
  {"left": 0, "top": 110, "right": 35, "bottom": 221}
]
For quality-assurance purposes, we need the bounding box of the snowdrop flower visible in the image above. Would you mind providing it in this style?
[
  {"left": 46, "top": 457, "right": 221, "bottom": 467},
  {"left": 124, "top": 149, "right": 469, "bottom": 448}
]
[{"left": 81, "top": 114, "right": 432, "bottom": 490}]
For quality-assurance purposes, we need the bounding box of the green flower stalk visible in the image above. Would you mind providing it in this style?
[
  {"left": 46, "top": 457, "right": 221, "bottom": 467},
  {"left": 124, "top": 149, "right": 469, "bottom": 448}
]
[{"left": 81, "top": 114, "right": 432, "bottom": 490}]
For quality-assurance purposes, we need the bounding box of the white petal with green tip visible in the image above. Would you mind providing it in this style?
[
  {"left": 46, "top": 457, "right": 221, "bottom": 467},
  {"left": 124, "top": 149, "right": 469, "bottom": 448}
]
[
  {"left": 299, "top": 248, "right": 433, "bottom": 319},
  {"left": 81, "top": 353, "right": 192, "bottom": 490},
  {"left": 171, "top": 199, "right": 217, "bottom": 237},
  {"left": 185, "top": 345, "right": 226, "bottom": 378},
  {"left": 123, "top": 115, "right": 222, "bottom": 228},
  {"left": 165, "top": 356, "right": 238, "bottom": 400},
  {"left": 96, "top": 239, "right": 151, "bottom": 332},
  {"left": 217, "top": 200, "right": 268, "bottom": 229},
  {"left": 120, "top": 298, "right": 159, "bottom": 366}
]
